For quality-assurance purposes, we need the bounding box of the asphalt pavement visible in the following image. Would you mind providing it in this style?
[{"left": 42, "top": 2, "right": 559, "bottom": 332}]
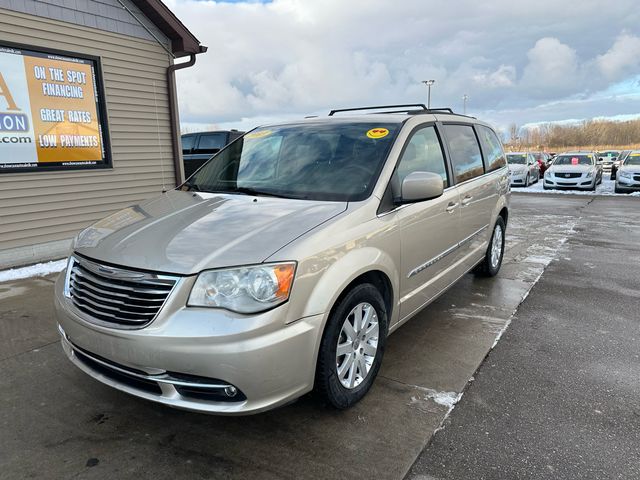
[{"left": 408, "top": 193, "right": 640, "bottom": 480}]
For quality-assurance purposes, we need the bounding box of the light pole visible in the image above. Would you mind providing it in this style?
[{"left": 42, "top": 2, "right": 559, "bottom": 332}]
[
  {"left": 462, "top": 94, "right": 469, "bottom": 114},
  {"left": 422, "top": 80, "right": 435, "bottom": 109}
]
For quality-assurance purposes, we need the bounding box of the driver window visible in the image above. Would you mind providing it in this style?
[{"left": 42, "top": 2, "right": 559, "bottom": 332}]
[{"left": 394, "top": 126, "right": 448, "bottom": 193}]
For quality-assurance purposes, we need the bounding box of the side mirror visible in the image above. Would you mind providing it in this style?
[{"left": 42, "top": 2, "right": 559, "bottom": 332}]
[{"left": 398, "top": 171, "right": 444, "bottom": 204}]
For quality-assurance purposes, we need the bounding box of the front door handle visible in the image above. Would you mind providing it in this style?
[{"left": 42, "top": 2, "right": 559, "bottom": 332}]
[
  {"left": 461, "top": 196, "right": 473, "bottom": 206},
  {"left": 446, "top": 202, "right": 458, "bottom": 213}
]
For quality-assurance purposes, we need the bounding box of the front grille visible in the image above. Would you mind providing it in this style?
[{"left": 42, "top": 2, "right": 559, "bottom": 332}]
[
  {"left": 554, "top": 172, "right": 582, "bottom": 179},
  {"left": 68, "top": 256, "right": 178, "bottom": 329}
]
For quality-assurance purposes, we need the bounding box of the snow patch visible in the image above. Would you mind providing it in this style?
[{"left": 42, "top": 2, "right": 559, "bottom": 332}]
[
  {"left": 514, "top": 177, "right": 640, "bottom": 196},
  {"left": 0, "top": 259, "right": 67, "bottom": 283}
]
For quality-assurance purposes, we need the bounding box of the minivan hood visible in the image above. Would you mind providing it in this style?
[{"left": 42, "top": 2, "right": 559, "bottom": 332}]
[{"left": 74, "top": 190, "right": 347, "bottom": 275}]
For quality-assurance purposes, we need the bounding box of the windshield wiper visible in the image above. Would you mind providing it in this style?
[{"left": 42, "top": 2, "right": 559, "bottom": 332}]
[
  {"left": 232, "top": 187, "right": 298, "bottom": 199},
  {"left": 182, "top": 180, "right": 201, "bottom": 192}
]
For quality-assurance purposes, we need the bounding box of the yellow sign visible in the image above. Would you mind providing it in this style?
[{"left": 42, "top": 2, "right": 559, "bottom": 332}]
[
  {"left": 0, "top": 43, "right": 108, "bottom": 172},
  {"left": 366, "top": 128, "right": 389, "bottom": 139},
  {"left": 245, "top": 129, "right": 272, "bottom": 139}
]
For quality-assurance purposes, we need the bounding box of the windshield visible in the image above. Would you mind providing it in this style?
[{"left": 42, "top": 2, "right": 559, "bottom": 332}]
[
  {"left": 182, "top": 122, "right": 400, "bottom": 201},
  {"left": 624, "top": 153, "right": 640, "bottom": 166},
  {"left": 599, "top": 151, "right": 618, "bottom": 157},
  {"left": 507, "top": 154, "right": 527, "bottom": 165},
  {"left": 554, "top": 155, "right": 594, "bottom": 166}
]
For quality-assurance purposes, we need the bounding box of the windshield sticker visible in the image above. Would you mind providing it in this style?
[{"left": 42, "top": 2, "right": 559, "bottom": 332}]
[
  {"left": 366, "top": 128, "right": 389, "bottom": 139},
  {"left": 571, "top": 157, "right": 579, "bottom": 165},
  {"left": 245, "top": 130, "right": 272, "bottom": 139}
]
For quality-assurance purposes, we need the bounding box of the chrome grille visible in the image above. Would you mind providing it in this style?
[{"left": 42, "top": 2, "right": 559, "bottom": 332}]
[
  {"left": 67, "top": 256, "right": 178, "bottom": 329},
  {"left": 554, "top": 172, "right": 581, "bottom": 179}
]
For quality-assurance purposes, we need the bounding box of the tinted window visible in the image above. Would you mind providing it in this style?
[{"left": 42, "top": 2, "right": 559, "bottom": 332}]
[
  {"left": 197, "top": 133, "right": 228, "bottom": 153},
  {"left": 181, "top": 135, "right": 196, "bottom": 153},
  {"left": 624, "top": 153, "right": 640, "bottom": 165},
  {"left": 477, "top": 126, "right": 507, "bottom": 172},
  {"left": 395, "top": 125, "right": 448, "bottom": 189},
  {"left": 506, "top": 154, "right": 527, "bottom": 165},
  {"left": 184, "top": 122, "right": 400, "bottom": 202},
  {"left": 443, "top": 124, "right": 484, "bottom": 183}
]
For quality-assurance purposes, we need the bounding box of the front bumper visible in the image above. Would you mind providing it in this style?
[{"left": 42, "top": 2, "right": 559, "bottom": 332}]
[
  {"left": 544, "top": 175, "right": 595, "bottom": 189},
  {"left": 509, "top": 173, "right": 526, "bottom": 186},
  {"left": 54, "top": 272, "right": 324, "bottom": 415},
  {"left": 615, "top": 177, "right": 640, "bottom": 192}
]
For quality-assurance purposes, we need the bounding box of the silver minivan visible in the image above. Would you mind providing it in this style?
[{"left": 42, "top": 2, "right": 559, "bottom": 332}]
[{"left": 55, "top": 104, "right": 510, "bottom": 415}]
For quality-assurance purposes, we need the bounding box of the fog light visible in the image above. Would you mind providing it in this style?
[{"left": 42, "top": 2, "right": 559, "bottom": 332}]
[{"left": 224, "top": 386, "right": 238, "bottom": 397}]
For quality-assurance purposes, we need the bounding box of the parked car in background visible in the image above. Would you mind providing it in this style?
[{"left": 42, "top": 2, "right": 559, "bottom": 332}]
[
  {"left": 182, "top": 130, "right": 244, "bottom": 178},
  {"left": 531, "top": 152, "right": 552, "bottom": 176},
  {"left": 55, "top": 104, "right": 510, "bottom": 414},
  {"left": 598, "top": 150, "right": 620, "bottom": 172},
  {"left": 544, "top": 152, "right": 602, "bottom": 191},
  {"left": 611, "top": 150, "right": 631, "bottom": 180},
  {"left": 615, "top": 151, "right": 640, "bottom": 193},
  {"left": 506, "top": 152, "right": 540, "bottom": 187}
]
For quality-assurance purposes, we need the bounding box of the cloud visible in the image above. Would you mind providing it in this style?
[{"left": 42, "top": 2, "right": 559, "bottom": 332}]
[
  {"left": 520, "top": 38, "right": 580, "bottom": 98},
  {"left": 167, "top": 0, "right": 640, "bottom": 131},
  {"left": 597, "top": 32, "right": 640, "bottom": 80}
]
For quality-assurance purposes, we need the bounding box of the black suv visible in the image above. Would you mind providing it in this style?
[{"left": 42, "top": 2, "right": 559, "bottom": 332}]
[{"left": 181, "top": 130, "right": 244, "bottom": 178}]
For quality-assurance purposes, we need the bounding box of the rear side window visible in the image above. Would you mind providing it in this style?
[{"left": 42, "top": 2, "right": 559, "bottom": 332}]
[
  {"left": 197, "top": 133, "right": 228, "bottom": 153},
  {"left": 477, "top": 125, "right": 506, "bottom": 172},
  {"left": 442, "top": 124, "right": 484, "bottom": 183},
  {"left": 181, "top": 135, "right": 196, "bottom": 153},
  {"left": 395, "top": 125, "right": 449, "bottom": 189}
]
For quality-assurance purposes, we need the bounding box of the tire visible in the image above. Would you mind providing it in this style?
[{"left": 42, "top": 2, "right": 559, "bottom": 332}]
[
  {"left": 315, "top": 283, "right": 388, "bottom": 409},
  {"left": 590, "top": 181, "right": 596, "bottom": 191},
  {"left": 524, "top": 174, "right": 530, "bottom": 187},
  {"left": 475, "top": 217, "right": 506, "bottom": 278}
]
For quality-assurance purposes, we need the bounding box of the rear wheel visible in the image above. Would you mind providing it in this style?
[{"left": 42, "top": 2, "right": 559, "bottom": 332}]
[
  {"left": 315, "top": 283, "right": 388, "bottom": 409},
  {"left": 475, "top": 217, "right": 506, "bottom": 277}
]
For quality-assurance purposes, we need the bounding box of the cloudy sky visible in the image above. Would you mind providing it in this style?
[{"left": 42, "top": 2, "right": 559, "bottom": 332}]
[{"left": 167, "top": 0, "right": 640, "bottom": 135}]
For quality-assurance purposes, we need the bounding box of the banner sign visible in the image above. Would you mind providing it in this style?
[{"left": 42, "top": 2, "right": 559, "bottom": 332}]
[{"left": 0, "top": 43, "right": 110, "bottom": 173}]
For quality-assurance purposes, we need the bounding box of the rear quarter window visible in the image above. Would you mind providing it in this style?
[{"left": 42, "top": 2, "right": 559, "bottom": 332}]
[
  {"left": 477, "top": 125, "right": 507, "bottom": 172},
  {"left": 442, "top": 124, "right": 485, "bottom": 183}
]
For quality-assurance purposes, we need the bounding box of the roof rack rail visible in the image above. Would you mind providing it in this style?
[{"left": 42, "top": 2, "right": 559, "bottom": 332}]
[
  {"left": 411, "top": 107, "right": 454, "bottom": 114},
  {"left": 328, "top": 104, "right": 427, "bottom": 116}
]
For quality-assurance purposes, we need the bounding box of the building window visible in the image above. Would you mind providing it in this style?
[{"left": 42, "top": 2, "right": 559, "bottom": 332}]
[{"left": 0, "top": 42, "right": 111, "bottom": 173}]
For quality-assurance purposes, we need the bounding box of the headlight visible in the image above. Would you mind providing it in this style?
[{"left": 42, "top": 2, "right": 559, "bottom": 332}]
[
  {"left": 620, "top": 171, "right": 631, "bottom": 179},
  {"left": 188, "top": 263, "right": 296, "bottom": 313},
  {"left": 586, "top": 171, "right": 594, "bottom": 178}
]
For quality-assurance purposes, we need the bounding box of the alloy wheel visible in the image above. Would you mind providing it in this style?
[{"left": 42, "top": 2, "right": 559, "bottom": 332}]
[
  {"left": 490, "top": 224, "right": 504, "bottom": 269},
  {"left": 336, "top": 302, "right": 379, "bottom": 389}
]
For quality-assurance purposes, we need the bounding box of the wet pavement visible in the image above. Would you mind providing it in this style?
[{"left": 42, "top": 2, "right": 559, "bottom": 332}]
[
  {"left": 407, "top": 193, "right": 640, "bottom": 480},
  {"left": 0, "top": 193, "right": 632, "bottom": 479}
]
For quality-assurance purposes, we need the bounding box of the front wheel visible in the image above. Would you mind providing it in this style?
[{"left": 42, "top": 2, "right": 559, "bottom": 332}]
[
  {"left": 524, "top": 174, "right": 530, "bottom": 187},
  {"left": 315, "top": 283, "right": 388, "bottom": 409},
  {"left": 475, "top": 217, "right": 506, "bottom": 277}
]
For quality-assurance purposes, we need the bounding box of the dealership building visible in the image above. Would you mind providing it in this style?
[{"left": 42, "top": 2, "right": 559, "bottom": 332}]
[{"left": 0, "top": 0, "right": 205, "bottom": 268}]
